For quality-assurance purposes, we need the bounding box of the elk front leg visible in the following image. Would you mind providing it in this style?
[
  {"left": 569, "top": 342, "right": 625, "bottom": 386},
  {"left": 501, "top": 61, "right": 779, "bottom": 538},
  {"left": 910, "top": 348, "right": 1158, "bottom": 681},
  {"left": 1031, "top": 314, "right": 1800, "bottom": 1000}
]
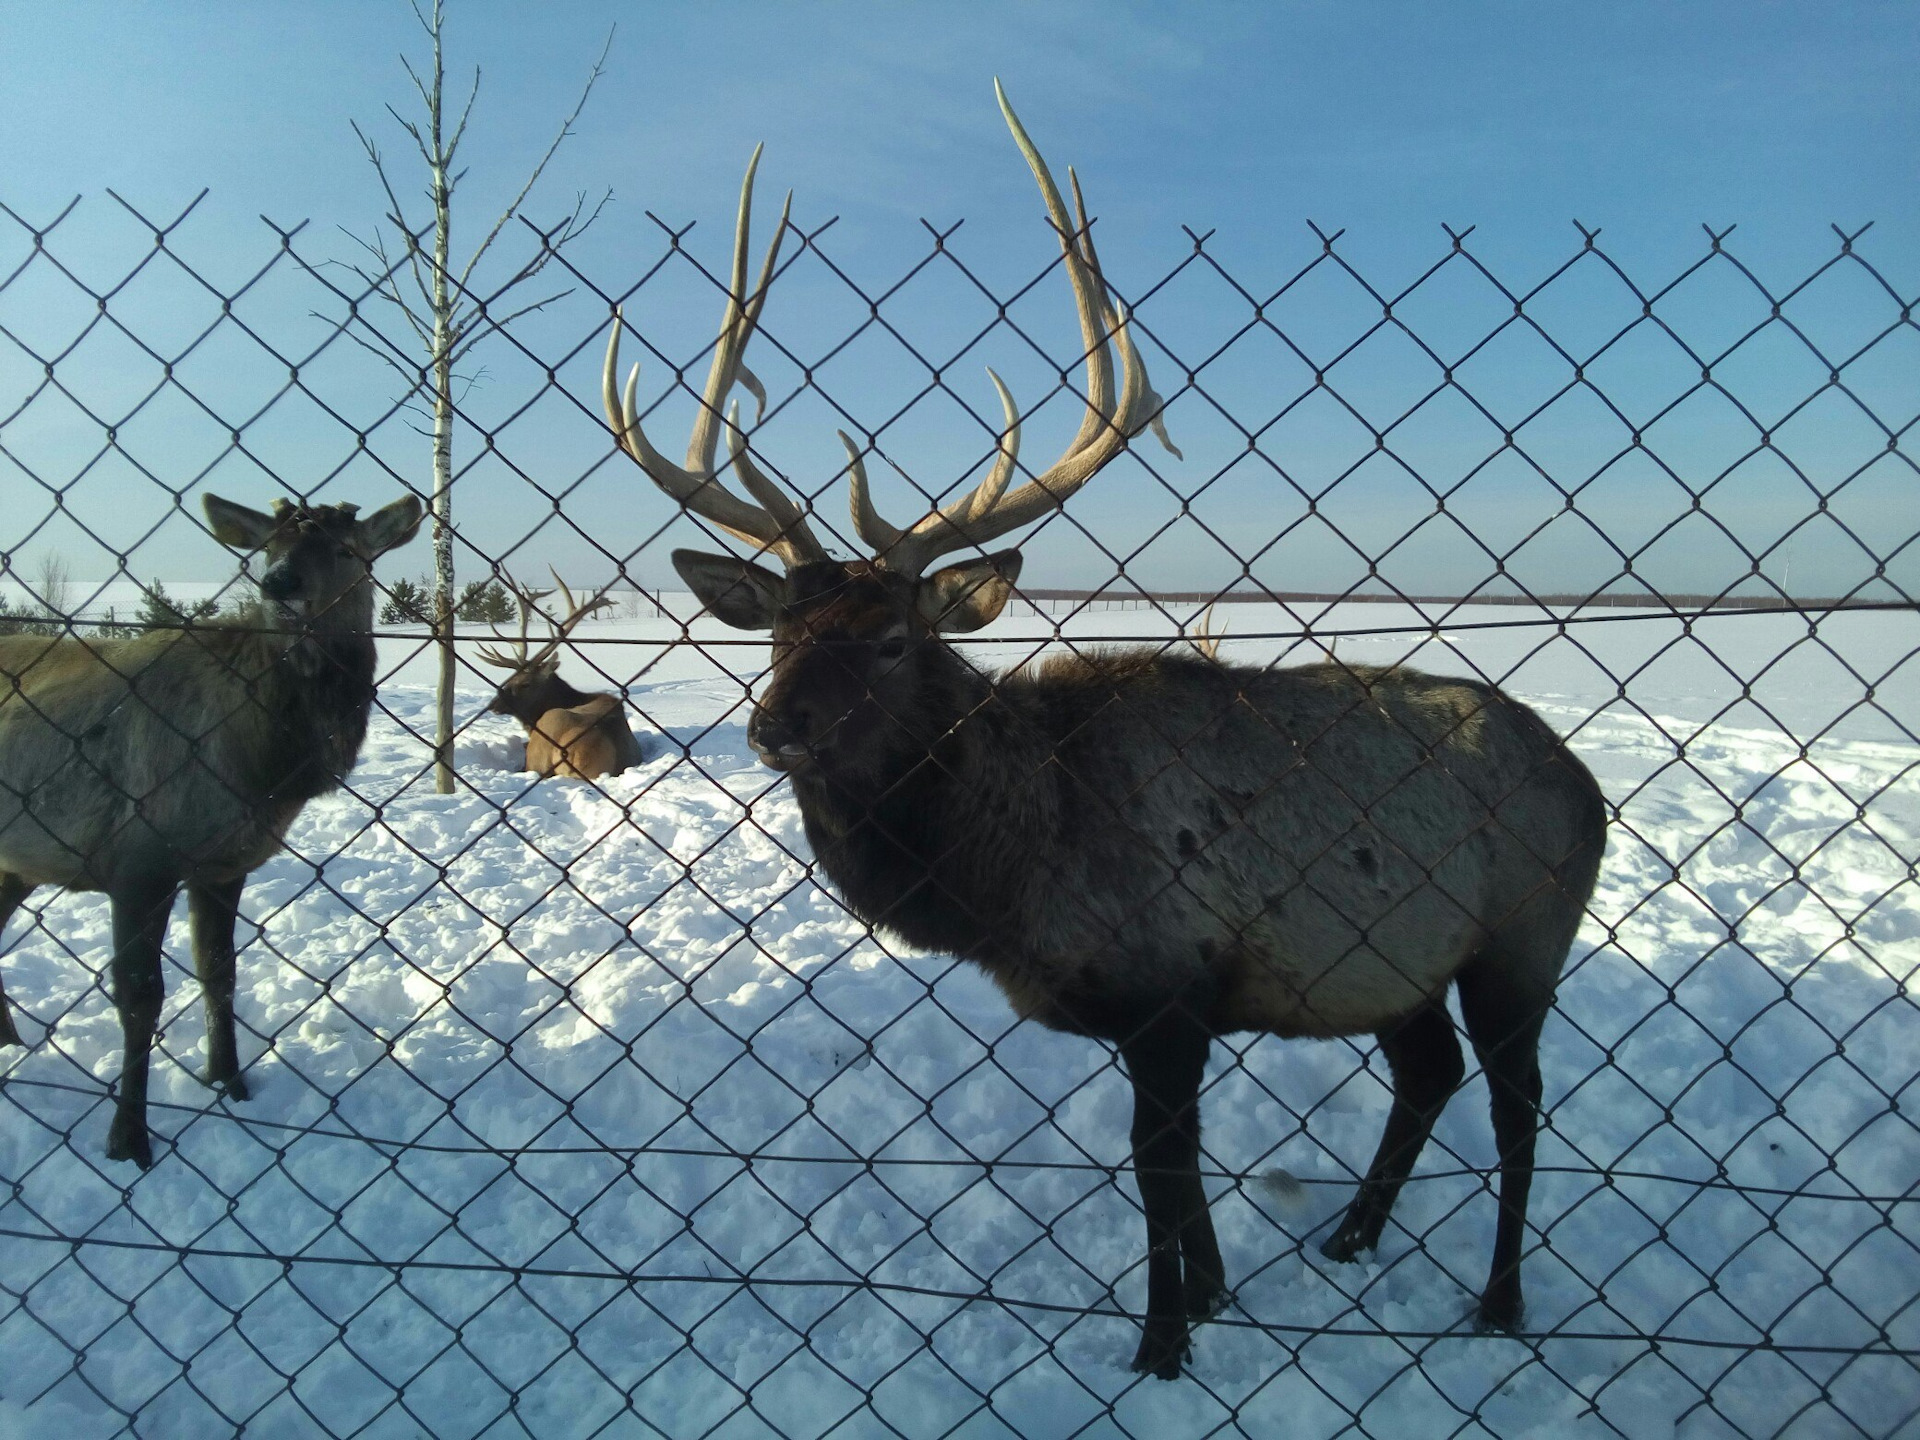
[
  {"left": 0, "top": 872, "right": 35, "bottom": 1047},
  {"left": 105, "top": 880, "right": 177, "bottom": 1169},
  {"left": 1118, "top": 1005, "right": 1213, "bottom": 1379},
  {"left": 187, "top": 876, "right": 249, "bottom": 1099}
]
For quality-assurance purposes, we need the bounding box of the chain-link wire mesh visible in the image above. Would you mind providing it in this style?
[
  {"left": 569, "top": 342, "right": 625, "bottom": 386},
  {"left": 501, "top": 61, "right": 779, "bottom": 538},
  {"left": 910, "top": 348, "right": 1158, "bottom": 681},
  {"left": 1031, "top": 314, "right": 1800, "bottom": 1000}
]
[{"left": 0, "top": 188, "right": 1915, "bottom": 1438}]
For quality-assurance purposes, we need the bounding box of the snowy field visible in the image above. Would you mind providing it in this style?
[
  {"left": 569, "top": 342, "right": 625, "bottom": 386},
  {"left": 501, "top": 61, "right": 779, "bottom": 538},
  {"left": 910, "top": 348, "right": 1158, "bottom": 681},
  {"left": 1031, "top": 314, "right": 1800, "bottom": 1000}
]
[{"left": 1, "top": 597, "right": 1916, "bottom": 1439}]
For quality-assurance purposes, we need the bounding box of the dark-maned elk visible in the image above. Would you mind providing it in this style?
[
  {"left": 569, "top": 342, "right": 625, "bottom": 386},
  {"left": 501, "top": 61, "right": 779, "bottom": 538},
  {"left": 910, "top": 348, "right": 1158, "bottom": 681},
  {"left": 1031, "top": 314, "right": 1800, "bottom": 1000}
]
[
  {"left": 604, "top": 83, "right": 1606, "bottom": 1378},
  {"left": 476, "top": 570, "right": 644, "bottom": 781},
  {"left": 0, "top": 495, "right": 422, "bottom": 1168}
]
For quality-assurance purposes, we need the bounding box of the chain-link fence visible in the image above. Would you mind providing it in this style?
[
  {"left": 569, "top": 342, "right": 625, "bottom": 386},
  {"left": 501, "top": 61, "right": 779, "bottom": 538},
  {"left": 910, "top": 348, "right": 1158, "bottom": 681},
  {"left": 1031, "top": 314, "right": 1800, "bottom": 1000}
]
[{"left": 0, "top": 187, "right": 1916, "bottom": 1439}]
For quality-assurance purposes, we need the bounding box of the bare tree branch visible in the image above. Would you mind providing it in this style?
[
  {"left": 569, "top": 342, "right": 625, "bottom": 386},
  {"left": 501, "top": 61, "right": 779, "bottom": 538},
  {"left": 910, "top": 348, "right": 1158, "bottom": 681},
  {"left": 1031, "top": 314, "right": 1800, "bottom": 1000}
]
[
  {"left": 383, "top": 96, "right": 436, "bottom": 170},
  {"left": 449, "top": 287, "right": 576, "bottom": 363},
  {"left": 325, "top": 314, "right": 431, "bottom": 388},
  {"left": 325, "top": 260, "right": 434, "bottom": 350},
  {"left": 456, "top": 24, "right": 613, "bottom": 291},
  {"left": 446, "top": 188, "right": 609, "bottom": 352},
  {"left": 444, "top": 65, "right": 482, "bottom": 169},
  {"left": 323, "top": 243, "right": 435, "bottom": 349},
  {"left": 352, "top": 122, "right": 438, "bottom": 313}
]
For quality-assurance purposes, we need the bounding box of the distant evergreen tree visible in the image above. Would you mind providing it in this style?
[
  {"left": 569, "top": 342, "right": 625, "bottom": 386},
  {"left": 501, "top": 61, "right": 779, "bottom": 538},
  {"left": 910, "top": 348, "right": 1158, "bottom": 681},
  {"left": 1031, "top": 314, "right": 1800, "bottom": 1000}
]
[
  {"left": 138, "top": 581, "right": 219, "bottom": 631},
  {"left": 456, "top": 579, "right": 515, "bottom": 624},
  {"left": 382, "top": 576, "right": 430, "bottom": 624},
  {"left": 0, "top": 599, "right": 59, "bottom": 637}
]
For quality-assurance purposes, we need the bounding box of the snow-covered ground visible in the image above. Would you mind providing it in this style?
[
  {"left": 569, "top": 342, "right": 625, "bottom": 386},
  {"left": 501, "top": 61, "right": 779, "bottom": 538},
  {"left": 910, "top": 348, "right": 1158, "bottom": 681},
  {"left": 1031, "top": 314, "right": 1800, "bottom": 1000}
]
[{"left": 1, "top": 599, "right": 1916, "bottom": 1439}]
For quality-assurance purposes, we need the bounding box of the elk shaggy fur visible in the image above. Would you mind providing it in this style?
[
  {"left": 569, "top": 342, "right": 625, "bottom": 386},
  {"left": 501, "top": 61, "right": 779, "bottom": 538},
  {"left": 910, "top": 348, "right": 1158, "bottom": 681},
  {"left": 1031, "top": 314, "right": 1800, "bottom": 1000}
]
[{"left": 0, "top": 494, "right": 421, "bottom": 1167}]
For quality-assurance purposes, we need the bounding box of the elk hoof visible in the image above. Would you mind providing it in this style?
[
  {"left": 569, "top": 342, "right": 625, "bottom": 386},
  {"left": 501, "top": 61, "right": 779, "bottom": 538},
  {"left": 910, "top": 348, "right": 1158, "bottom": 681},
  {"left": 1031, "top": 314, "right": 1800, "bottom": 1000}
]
[
  {"left": 1130, "top": 1320, "right": 1191, "bottom": 1380},
  {"left": 1186, "top": 1283, "right": 1232, "bottom": 1322},
  {"left": 1474, "top": 1291, "right": 1525, "bottom": 1335},
  {"left": 1318, "top": 1225, "right": 1374, "bottom": 1263},
  {"left": 213, "top": 1071, "right": 250, "bottom": 1102},
  {"left": 105, "top": 1117, "right": 154, "bottom": 1171}
]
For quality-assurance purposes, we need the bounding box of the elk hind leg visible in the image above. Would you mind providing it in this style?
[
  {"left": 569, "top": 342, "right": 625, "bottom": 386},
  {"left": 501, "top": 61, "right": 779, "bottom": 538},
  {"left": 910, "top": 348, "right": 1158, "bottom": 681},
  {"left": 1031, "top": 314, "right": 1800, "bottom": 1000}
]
[
  {"left": 1119, "top": 1003, "right": 1214, "bottom": 1379},
  {"left": 187, "top": 876, "right": 249, "bottom": 1099},
  {"left": 0, "top": 872, "right": 36, "bottom": 1046},
  {"left": 1179, "top": 1152, "right": 1230, "bottom": 1322},
  {"left": 105, "top": 880, "right": 177, "bottom": 1169},
  {"left": 1321, "top": 1000, "right": 1464, "bottom": 1262},
  {"left": 1456, "top": 961, "right": 1549, "bottom": 1333}
]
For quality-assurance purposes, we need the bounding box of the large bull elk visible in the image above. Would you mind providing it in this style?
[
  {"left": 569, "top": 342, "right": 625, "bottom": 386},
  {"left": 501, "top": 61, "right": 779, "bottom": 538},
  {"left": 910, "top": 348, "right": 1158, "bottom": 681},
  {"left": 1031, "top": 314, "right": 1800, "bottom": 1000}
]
[
  {"left": 0, "top": 495, "right": 422, "bottom": 1168},
  {"left": 604, "top": 84, "right": 1606, "bottom": 1377},
  {"left": 476, "top": 570, "right": 643, "bottom": 781}
]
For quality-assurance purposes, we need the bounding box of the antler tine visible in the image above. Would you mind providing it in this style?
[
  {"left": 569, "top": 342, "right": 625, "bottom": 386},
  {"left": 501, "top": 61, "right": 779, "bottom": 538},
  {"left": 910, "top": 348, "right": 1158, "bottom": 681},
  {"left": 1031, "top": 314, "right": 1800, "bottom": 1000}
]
[
  {"left": 865, "top": 81, "right": 1181, "bottom": 578},
  {"left": 726, "top": 399, "right": 828, "bottom": 558},
  {"left": 531, "top": 567, "right": 619, "bottom": 667},
  {"left": 603, "top": 148, "right": 829, "bottom": 570},
  {"left": 476, "top": 568, "right": 551, "bottom": 670},
  {"left": 847, "top": 372, "right": 1023, "bottom": 566},
  {"left": 1191, "top": 602, "right": 1224, "bottom": 661}
]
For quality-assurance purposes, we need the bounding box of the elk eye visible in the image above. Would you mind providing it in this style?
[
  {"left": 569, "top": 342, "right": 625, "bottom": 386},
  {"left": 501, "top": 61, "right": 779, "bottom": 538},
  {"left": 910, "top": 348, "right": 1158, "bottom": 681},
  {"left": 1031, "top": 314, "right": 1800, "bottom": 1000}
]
[{"left": 875, "top": 637, "right": 908, "bottom": 661}]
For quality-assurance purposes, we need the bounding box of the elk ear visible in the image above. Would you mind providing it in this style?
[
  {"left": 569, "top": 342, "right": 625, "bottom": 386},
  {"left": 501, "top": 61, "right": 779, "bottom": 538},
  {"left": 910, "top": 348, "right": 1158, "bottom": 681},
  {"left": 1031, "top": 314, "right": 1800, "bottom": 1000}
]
[
  {"left": 354, "top": 496, "right": 425, "bottom": 556},
  {"left": 918, "top": 550, "right": 1022, "bottom": 633},
  {"left": 673, "top": 549, "right": 785, "bottom": 631},
  {"left": 203, "top": 494, "right": 282, "bottom": 551}
]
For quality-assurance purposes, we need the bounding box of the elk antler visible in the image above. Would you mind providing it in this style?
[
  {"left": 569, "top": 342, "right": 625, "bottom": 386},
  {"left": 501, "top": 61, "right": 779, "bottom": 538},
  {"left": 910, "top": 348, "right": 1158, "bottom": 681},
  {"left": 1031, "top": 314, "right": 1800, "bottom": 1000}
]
[
  {"left": 604, "top": 85, "right": 1177, "bottom": 578},
  {"left": 604, "top": 147, "right": 830, "bottom": 569},
  {"left": 1190, "top": 603, "right": 1224, "bottom": 661},
  {"left": 538, "top": 568, "right": 618, "bottom": 657},
  {"left": 476, "top": 571, "right": 555, "bottom": 670},
  {"left": 845, "top": 80, "right": 1182, "bottom": 577}
]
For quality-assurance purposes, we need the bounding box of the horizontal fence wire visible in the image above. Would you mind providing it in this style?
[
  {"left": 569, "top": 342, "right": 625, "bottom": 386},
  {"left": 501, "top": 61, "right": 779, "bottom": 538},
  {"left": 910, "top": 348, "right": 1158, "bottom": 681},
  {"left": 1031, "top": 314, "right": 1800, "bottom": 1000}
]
[{"left": 0, "top": 186, "right": 1916, "bottom": 1440}]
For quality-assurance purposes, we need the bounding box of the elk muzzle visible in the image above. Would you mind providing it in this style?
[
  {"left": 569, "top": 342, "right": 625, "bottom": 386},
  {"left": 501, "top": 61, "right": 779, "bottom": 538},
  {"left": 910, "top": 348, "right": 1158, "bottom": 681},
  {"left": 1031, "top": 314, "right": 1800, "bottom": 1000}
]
[
  {"left": 258, "top": 561, "right": 310, "bottom": 622},
  {"left": 747, "top": 698, "right": 816, "bottom": 771}
]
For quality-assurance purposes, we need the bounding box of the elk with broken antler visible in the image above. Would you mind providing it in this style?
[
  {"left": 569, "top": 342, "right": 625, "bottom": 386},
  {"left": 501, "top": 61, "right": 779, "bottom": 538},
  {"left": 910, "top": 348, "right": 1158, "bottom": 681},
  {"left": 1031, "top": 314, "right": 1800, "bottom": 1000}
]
[
  {"left": 604, "top": 84, "right": 1606, "bottom": 1378},
  {"left": 476, "top": 570, "right": 644, "bottom": 781}
]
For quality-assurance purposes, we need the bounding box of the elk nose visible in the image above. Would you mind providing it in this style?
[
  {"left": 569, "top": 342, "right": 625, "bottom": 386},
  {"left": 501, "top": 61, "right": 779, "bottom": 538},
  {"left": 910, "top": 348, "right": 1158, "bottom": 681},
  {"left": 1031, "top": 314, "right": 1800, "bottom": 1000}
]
[
  {"left": 749, "top": 703, "right": 814, "bottom": 764},
  {"left": 259, "top": 565, "right": 300, "bottom": 602}
]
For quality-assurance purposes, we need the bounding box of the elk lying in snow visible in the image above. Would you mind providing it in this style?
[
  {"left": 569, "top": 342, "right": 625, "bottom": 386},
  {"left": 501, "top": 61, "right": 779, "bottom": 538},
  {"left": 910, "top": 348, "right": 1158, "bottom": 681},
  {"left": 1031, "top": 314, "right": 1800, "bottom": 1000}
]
[
  {"left": 604, "top": 84, "right": 1607, "bottom": 1378},
  {"left": 0, "top": 495, "right": 422, "bottom": 1168},
  {"left": 476, "top": 571, "right": 643, "bottom": 781}
]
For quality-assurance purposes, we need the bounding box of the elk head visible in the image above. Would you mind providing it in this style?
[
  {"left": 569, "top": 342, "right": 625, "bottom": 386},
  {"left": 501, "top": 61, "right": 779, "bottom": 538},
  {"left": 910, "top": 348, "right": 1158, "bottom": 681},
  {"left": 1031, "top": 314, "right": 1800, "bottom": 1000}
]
[
  {"left": 204, "top": 494, "right": 424, "bottom": 630},
  {"left": 477, "top": 569, "right": 616, "bottom": 724},
  {"left": 605, "top": 83, "right": 1178, "bottom": 783}
]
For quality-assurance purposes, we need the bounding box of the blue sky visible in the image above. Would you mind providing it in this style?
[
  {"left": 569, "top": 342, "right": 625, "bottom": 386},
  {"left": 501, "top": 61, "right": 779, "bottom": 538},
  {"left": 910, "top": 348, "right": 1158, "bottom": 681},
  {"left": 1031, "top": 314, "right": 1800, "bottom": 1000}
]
[{"left": 2, "top": 1, "right": 1915, "bottom": 598}]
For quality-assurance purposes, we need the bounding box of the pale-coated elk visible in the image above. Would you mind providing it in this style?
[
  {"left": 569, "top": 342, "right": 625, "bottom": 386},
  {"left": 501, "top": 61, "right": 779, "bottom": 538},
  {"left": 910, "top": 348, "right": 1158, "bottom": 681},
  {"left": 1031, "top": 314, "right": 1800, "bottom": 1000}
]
[
  {"left": 603, "top": 84, "right": 1606, "bottom": 1377},
  {"left": 0, "top": 495, "right": 422, "bottom": 1168},
  {"left": 476, "top": 570, "right": 644, "bottom": 781}
]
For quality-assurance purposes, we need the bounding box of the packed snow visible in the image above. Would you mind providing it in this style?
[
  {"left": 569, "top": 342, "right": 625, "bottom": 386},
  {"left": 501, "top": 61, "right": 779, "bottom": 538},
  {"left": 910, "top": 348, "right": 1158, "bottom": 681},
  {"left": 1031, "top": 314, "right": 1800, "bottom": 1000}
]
[{"left": 1, "top": 597, "right": 1916, "bottom": 1439}]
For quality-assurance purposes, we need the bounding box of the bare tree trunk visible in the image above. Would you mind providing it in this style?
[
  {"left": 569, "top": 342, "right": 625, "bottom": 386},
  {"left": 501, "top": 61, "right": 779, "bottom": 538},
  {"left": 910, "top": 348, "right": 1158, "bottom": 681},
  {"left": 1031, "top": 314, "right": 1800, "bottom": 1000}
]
[
  {"left": 427, "top": 20, "right": 457, "bottom": 795},
  {"left": 431, "top": 341, "right": 456, "bottom": 793}
]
